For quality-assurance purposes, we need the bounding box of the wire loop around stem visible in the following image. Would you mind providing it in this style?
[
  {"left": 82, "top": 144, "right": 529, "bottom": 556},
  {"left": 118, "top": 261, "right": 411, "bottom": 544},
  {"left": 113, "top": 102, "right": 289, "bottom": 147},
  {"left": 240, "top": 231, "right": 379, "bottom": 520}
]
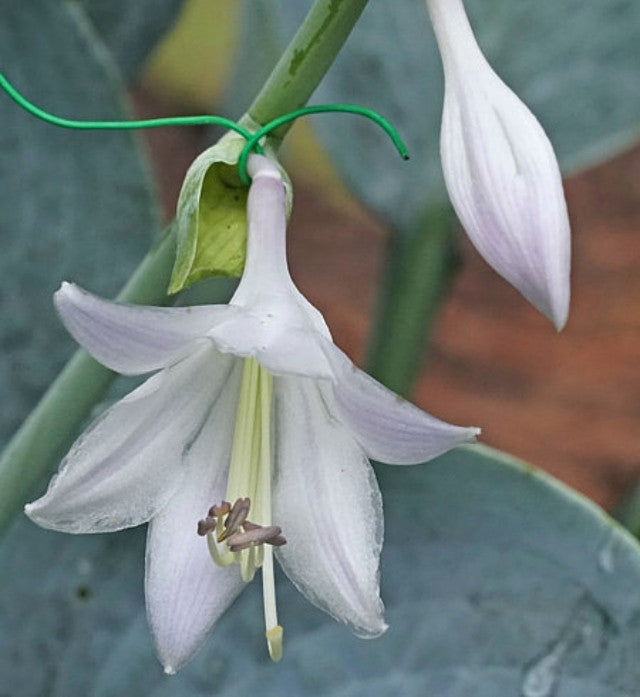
[
  {"left": 0, "top": 72, "right": 408, "bottom": 187},
  {"left": 236, "top": 104, "right": 409, "bottom": 185}
]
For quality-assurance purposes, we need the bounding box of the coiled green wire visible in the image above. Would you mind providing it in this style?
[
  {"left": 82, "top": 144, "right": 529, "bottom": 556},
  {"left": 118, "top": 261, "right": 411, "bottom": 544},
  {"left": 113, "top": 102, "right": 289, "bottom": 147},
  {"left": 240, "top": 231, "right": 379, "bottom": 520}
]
[{"left": 0, "top": 72, "right": 408, "bottom": 184}]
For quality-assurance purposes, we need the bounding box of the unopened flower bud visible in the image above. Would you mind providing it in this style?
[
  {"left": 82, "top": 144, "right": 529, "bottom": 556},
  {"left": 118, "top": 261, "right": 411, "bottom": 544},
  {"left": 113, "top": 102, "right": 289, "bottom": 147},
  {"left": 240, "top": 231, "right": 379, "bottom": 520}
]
[{"left": 425, "top": 0, "right": 571, "bottom": 329}]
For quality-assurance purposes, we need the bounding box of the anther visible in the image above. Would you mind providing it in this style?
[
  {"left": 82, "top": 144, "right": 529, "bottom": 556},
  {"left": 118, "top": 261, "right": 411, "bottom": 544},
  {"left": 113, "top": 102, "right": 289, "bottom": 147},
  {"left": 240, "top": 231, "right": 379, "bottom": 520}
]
[
  {"left": 227, "top": 523, "right": 286, "bottom": 552},
  {"left": 244, "top": 521, "right": 287, "bottom": 547},
  {"left": 197, "top": 500, "right": 233, "bottom": 537},
  {"left": 218, "top": 497, "right": 251, "bottom": 542},
  {"left": 196, "top": 516, "right": 217, "bottom": 536},
  {"left": 208, "top": 501, "right": 231, "bottom": 518}
]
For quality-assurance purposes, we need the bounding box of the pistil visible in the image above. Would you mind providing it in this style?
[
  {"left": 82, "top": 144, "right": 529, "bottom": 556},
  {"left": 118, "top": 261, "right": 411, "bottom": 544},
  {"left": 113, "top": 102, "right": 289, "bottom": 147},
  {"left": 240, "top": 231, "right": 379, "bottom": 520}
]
[{"left": 197, "top": 357, "right": 284, "bottom": 661}]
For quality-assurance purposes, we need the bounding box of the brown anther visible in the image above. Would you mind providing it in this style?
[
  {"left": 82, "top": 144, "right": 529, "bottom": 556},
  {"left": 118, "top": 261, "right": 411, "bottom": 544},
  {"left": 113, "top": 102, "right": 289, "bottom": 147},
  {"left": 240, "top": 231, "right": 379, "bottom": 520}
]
[
  {"left": 226, "top": 524, "right": 286, "bottom": 552},
  {"left": 243, "top": 520, "right": 286, "bottom": 546},
  {"left": 198, "top": 500, "right": 232, "bottom": 537},
  {"left": 217, "top": 497, "right": 251, "bottom": 542},
  {"left": 196, "top": 516, "right": 217, "bottom": 537},
  {"left": 208, "top": 501, "right": 231, "bottom": 518},
  {"left": 267, "top": 534, "right": 287, "bottom": 547}
]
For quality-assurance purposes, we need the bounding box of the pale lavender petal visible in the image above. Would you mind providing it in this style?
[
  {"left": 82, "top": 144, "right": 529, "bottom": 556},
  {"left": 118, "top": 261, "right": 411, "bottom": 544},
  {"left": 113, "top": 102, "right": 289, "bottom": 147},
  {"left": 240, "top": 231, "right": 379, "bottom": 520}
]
[
  {"left": 208, "top": 311, "right": 333, "bottom": 379},
  {"left": 236, "top": 155, "right": 330, "bottom": 339},
  {"left": 55, "top": 282, "right": 235, "bottom": 374},
  {"left": 25, "top": 345, "right": 234, "bottom": 533},
  {"left": 272, "top": 375, "right": 387, "bottom": 638},
  {"left": 230, "top": 155, "right": 292, "bottom": 307},
  {"left": 426, "top": 0, "right": 571, "bottom": 329},
  {"left": 146, "top": 358, "right": 244, "bottom": 673},
  {"left": 321, "top": 339, "right": 479, "bottom": 464}
]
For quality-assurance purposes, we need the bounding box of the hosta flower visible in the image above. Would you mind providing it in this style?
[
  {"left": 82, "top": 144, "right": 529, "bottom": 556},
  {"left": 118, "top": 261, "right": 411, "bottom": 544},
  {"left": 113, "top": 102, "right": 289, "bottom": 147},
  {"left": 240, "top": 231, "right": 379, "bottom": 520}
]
[
  {"left": 425, "top": 0, "right": 571, "bottom": 330},
  {"left": 25, "top": 155, "right": 478, "bottom": 672}
]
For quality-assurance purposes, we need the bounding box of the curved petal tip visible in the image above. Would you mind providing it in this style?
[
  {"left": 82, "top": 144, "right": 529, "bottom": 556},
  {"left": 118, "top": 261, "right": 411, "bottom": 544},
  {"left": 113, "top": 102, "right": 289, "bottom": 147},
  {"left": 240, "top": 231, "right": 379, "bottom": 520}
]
[{"left": 356, "top": 619, "right": 389, "bottom": 640}]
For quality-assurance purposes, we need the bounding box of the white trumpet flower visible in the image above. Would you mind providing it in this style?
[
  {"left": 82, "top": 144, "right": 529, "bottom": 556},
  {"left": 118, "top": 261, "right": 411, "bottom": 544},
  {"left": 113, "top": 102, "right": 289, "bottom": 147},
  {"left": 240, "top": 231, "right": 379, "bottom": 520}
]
[
  {"left": 25, "top": 155, "right": 479, "bottom": 672},
  {"left": 425, "top": 0, "right": 571, "bottom": 329}
]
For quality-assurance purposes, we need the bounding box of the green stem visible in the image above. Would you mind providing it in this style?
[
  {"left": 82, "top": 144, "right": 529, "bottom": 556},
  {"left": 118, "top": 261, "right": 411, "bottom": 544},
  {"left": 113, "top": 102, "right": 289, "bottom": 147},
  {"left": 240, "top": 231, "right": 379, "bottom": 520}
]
[
  {"left": 247, "top": 0, "right": 369, "bottom": 133},
  {"left": 366, "top": 205, "right": 459, "bottom": 396},
  {"left": 0, "top": 227, "right": 176, "bottom": 532}
]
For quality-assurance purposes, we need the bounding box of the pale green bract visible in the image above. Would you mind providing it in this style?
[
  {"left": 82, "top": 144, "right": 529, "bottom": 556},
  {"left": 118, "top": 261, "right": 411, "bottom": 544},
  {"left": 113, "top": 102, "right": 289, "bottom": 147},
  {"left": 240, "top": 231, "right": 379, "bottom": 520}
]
[
  {"left": 170, "top": 132, "right": 251, "bottom": 293},
  {"left": 25, "top": 155, "right": 478, "bottom": 672},
  {"left": 170, "top": 126, "right": 292, "bottom": 294}
]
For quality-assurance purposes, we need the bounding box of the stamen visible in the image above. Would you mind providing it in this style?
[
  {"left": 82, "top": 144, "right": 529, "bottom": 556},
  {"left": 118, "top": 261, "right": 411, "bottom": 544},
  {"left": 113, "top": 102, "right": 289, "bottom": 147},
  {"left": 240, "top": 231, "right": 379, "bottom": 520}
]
[
  {"left": 267, "top": 535, "right": 287, "bottom": 547},
  {"left": 209, "top": 501, "right": 231, "bottom": 517},
  {"left": 196, "top": 516, "right": 217, "bottom": 536},
  {"left": 240, "top": 545, "right": 257, "bottom": 582},
  {"left": 218, "top": 497, "right": 250, "bottom": 542},
  {"left": 254, "top": 537, "right": 265, "bottom": 568},
  {"left": 227, "top": 524, "right": 284, "bottom": 552},
  {"left": 243, "top": 521, "right": 286, "bottom": 546},
  {"left": 197, "top": 501, "right": 231, "bottom": 537},
  {"left": 205, "top": 532, "right": 235, "bottom": 567}
]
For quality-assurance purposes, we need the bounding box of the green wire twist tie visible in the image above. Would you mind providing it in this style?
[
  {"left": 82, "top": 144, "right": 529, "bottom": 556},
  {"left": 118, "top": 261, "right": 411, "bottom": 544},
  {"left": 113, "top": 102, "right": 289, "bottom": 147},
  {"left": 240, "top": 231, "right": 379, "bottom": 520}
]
[{"left": 0, "top": 72, "right": 408, "bottom": 185}]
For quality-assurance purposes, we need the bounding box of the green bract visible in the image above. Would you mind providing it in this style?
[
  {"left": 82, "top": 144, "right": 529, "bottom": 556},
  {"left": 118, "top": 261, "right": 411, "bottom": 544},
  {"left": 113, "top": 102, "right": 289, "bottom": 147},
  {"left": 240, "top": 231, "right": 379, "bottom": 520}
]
[
  {"left": 169, "top": 131, "right": 292, "bottom": 293},
  {"left": 170, "top": 133, "right": 249, "bottom": 292}
]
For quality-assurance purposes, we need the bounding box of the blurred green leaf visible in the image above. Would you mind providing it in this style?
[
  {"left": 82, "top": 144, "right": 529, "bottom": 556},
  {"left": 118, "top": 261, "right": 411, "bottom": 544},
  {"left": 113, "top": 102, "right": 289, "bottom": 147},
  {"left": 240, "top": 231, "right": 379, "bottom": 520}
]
[
  {"left": 0, "top": 1, "right": 160, "bottom": 450},
  {"left": 3, "top": 445, "right": 640, "bottom": 695},
  {"left": 81, "top": 0, "right": 185, "bottom": 81}
]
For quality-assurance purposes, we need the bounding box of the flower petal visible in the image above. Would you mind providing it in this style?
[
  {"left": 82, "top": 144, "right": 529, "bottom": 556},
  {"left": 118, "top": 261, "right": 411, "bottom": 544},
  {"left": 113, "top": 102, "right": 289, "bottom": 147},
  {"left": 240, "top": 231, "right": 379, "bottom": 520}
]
[
  {"left": 208, "top": 309, "right": 333, "bottom": 379},
  {"left": 322, "top": 340, "right": 479, "bottom": 464},
  {"left": 272, "top": 375, "right": 387, "bottom": 638},
  {"left": 25, "top": 345, "right": 233, "bottom": 533},
  {"left": 146, "top": 358, "right": 244, "bottom": 674},
  {"left": 55, "top": 282, "right": 234, "bottom": 374}
]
